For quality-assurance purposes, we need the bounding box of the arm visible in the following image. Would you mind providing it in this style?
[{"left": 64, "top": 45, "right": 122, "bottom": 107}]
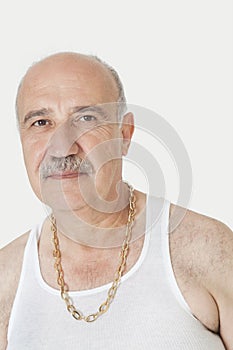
[
  {"left": 0, "top": 233, "right": 29, "bottom": 350},
  {"left": 170, "top": 204, "right": 233, "bottom": 348},
  {"left": 201, "top": 219, "right": 233, "bottom": 350}
]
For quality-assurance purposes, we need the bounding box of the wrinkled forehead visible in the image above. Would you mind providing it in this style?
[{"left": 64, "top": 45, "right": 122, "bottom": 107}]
[{"left": 16, "top": 56, "right": 119, "bottom": 120}]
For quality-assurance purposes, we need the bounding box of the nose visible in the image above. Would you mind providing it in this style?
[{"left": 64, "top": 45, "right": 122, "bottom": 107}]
[{"left": 46, "top": 120, "right": 80, "bottom": 158}]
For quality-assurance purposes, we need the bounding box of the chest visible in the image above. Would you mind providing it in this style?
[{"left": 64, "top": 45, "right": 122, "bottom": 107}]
[
  {"left": 38, "top": 236, "right": 144, "bottom": 291},
  {"left": 6, "top": 273, "right": 225, "bottom": 350}
]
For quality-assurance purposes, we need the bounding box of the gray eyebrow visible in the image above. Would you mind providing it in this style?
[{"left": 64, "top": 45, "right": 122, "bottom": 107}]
[
  {"left": 70, "top": 105, "right": 106, "bottom": 115},
  {"left": 22, "top": 108, "right": 52, "bottom": 125},
  {"left": 21, "top": 105, "right": 109, "bottom": 127}
]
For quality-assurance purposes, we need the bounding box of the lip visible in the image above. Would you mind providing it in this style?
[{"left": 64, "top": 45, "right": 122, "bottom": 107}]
[{"left": 47, "top": 172, "right": 82, "bottom": 180}]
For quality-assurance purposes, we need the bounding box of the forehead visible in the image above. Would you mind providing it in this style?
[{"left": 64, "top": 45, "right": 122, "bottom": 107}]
[{"left": 17, "top": 55, "right": 118, "bottom": 120}]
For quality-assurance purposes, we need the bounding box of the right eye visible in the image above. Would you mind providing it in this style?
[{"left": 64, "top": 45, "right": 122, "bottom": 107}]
[{"left": 32, "top": 119, "right": 50, "bottom": 127}]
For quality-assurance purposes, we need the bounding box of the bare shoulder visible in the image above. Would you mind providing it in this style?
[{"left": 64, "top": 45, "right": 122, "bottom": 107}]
[
  {"left": 169, "top": 202, "right": 232, "bottom": 268},
  {"left": 0, "top": 232, "right": 30, "bottom": 278},
  {"left": 169, "top": 202, "right": 233, "bottom": 348},
  {"left": 169, "top": 202, "right": 233, "bottom": 286},
  {"left": 0, "top": 232, "right": 30, "bottom": 348}
]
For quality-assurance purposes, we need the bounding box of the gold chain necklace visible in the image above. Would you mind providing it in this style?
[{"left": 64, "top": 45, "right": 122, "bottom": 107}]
[{"left": 51, "top": 184, "right": 136, "bottom": 322}]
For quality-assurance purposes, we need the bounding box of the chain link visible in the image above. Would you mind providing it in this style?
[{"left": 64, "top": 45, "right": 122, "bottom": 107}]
[{"left": 51, "top": 184, "right": 136, "bottom": 322}]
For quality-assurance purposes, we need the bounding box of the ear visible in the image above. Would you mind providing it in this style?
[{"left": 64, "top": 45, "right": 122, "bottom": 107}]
[{"left": 120, "top": 112, "right": 134, "bottom": 156}]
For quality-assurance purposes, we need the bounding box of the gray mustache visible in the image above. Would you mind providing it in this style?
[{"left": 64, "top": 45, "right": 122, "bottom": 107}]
[{"left": 40, "top": 155, "right": 93, "bottom": 179}]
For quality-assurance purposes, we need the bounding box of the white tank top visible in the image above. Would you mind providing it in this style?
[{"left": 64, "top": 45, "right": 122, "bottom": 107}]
[{"left": 7, "top": 196, "right": 225, "bottom": 349}]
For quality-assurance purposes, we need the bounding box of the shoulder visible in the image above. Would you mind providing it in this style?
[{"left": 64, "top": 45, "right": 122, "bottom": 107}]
[
  {"left": 169, "top": 202, "right": 232, "bottom": 265},
  {"left": 0, "top": 232, "right": 30, "bottom": 278},
  {"left": 0, "top": 231, "right": 30, "bottom": 297},
  {"left": 0, "top": 232, "right": 30, "bottom": 346},
  {"left": 169, "top": 202, "right": 232, "bottom": 281}
]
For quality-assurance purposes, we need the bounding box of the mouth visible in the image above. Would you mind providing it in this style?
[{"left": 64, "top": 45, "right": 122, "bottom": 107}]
[
  {"left": 46, "top": 170, "right": 94, "bottom": 180},
  {"left": 40, "top": 157, "right": 94, "bottom": 180},
  {"left": 48, "top": 171, "right": 80, "bottom": 180}
]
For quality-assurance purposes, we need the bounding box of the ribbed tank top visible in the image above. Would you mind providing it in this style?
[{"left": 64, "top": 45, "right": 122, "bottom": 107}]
[{"left": 7, "top": 196, "right": 225, "bottom": 349}]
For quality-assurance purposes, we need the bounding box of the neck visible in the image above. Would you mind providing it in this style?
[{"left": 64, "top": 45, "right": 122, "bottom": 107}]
[{"left": 51, "top": 182, "right": 133, "bottom": 248}]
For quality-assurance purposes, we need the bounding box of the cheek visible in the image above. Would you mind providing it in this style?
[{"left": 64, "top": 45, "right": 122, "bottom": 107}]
[
  {"left": 21, "top": 134, "right": 48, "bottom": 176},
  {"left": 21, "top": 136, "right": 50, "bottom": 201},
  {"left": 80, "top": 128, "right": 122, "bottom": 183},
  {"left": 79, "top": 125, "right": 122, "bottom": 158}
]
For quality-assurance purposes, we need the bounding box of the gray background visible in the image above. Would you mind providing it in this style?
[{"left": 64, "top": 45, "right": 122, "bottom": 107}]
[{"left": 0, "top": 0, "right": 232, "bottom": 247}]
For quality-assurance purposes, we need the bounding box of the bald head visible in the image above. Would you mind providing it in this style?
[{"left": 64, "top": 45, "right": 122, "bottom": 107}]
[{"left": 16, "top": 52, "right": 126, "bottom": 123}]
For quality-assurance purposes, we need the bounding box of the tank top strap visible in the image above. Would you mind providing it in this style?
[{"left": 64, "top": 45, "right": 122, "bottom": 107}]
[{"left": 7, "top": 221, "right": 44, "bottom": 341}]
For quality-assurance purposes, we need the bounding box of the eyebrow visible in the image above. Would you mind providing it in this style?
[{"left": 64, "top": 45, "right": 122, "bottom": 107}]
[
  {"left": 22, "top": 108, "right": 52, "bottom": 125},
  {"left": 70, "top": 105, "right": 106, "bottom": 115},
  {"left": 21, "top": 105, "right": 109, "bottom": 126}
]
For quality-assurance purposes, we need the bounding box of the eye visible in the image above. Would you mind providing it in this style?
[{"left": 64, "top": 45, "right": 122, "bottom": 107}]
[
  {"left": 79, "top": 115, "right": 97, "bottom": 122},
  {"left": 32, "top": 119, "right": 50, "bottom": 127}
]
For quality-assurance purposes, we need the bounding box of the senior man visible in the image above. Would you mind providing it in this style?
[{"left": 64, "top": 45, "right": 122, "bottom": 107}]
[{"left": 0, "top": 52, "right": 232, "bottom": 349}]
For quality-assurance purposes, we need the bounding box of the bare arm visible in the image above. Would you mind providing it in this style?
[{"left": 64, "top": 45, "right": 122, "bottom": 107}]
[
  {"left": 0, "top": 233, "right": 29, "bottom": 350},
  {"left": 201, "top": 220, "right": 233, "bottom": 350},
  {"left": 169, "top": 204, "right": 233, "bottom": 348}
]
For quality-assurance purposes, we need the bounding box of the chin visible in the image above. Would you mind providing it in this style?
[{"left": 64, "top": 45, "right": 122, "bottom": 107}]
[{"left": 44, "top": 193, "right": 87, "bottom": 213}]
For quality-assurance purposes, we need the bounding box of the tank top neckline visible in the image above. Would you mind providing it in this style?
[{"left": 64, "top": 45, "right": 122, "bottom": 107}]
[{"left": 33, "top": 194, "right": 154, "bottom": 296}]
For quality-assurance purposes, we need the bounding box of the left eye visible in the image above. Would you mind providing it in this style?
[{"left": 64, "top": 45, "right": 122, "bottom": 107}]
[{"left": 79, "top": 115, "right": 96, "bottom": 122}]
